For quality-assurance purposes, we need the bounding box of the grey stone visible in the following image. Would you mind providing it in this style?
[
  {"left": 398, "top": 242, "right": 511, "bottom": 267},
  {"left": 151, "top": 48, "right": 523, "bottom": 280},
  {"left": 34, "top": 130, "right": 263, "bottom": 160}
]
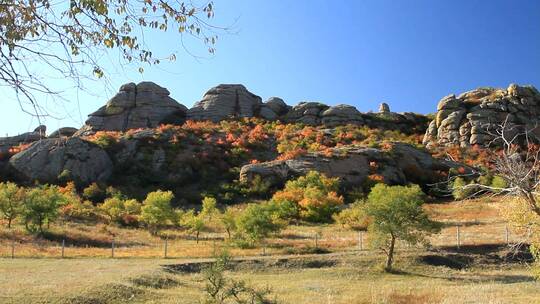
[
  {"left": 9, "top": 137, "right": 112, "bottom": 185},
  {"left": 187, "top": 84, "right": 262, "bottom": 122}
]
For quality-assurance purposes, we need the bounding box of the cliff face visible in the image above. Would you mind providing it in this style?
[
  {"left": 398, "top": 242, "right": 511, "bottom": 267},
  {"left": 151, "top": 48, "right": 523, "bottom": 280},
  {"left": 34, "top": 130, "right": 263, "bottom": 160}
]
[{"left": 423, "top": 84, "right": 540, "bottom": 148}]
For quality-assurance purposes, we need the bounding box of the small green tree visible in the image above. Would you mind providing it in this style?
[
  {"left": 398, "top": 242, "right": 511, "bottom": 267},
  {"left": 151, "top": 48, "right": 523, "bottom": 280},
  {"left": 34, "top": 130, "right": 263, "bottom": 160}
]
[
  {"left": 140, "top": 190, "right": 175, "bottom": 234},
  {"left": 220, "top": 207, "right": 238, "bottom": 239},
  {"left": 0, "top": 182, "right": 24, "bottom": 228},
  {"left": 451, "top": 177, "right": 478, "bottom": 200},
  {"left": 182, "top": 210, "right": 206, "bottom": 243},
  {"left": 22, "top": 185, "right": 67, "bottom": 233},
  {"left": 234, "top": 203, "right": 285, "bottom": 247},
  {"left": 364, "top": 184, "right": 441, "bottom": 272}
]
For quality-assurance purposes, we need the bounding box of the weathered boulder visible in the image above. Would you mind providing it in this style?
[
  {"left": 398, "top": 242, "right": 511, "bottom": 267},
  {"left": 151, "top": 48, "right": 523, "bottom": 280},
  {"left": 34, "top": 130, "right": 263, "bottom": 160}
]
[
  {"left": 282, "top": 102, "right": 329, "bottom": 125},
  {"left": 187, "top": 84, "right": 262, "bottom": 122},
  {"left": 320, "top": 104, "right": 363, "bottom": 127},
  {"left": 424, "top": 84, "right": 540, "bottom": 148},
  {"left": 48, "top": 127, "right": 78, "bottom": 138},
  {"left": 264, "top": 97, "right": 289, "bottom": 115},
  {"left": 240, "top": 142, "right": 464, "bottom": 188},
  {"left": 9, "top": 137, "right": 112, "bottom": 185},
  {"left": 80, "top": 82, "right": 187, "bottom": 134}
]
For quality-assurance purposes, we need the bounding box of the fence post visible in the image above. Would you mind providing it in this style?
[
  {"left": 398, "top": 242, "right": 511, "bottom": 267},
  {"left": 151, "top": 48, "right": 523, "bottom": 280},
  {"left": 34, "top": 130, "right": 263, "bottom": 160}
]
[
  {"left": 62, "top": 239, "right": 65, "bottom": 258},
  {"left": 111, "top": 238, "right": 115, "bottom": 258},
  {"left": 315, "top": 234, "right": 319, "bottom": 249},
  {"left": 505, "top": 225, "right": 509, "bottom": 245},
  {"left": 164, "top": 237, "right": 168, "bottom": 259},
  {"left": 11, "top": 240, "right": 15, "bottom": 259},
  {"left": 358, "top": 231, "right": 363, "bottom": 251},
  {"left": 213, "top": 239, "right": 217, "bottom": 256},
  {"left": 456, "top": 226, "right": 461, "bottom": 250}
]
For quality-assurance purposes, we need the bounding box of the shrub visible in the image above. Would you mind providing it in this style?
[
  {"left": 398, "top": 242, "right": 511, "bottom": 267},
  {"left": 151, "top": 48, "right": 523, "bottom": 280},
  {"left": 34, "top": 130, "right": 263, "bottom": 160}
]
[
  {"left": 270, "top": 171, "right": 343, "bottom": 223},
  {"left": 333, "top": 201, "right": 369, "bottom": 231},
  {"left": 99, "top": 197, "right": 141, "bottom": 225},
  {"left": 83, "top": 183, "right": 106, "bottom": 203},
  {"left": 451, "top": 177, "right": 478, "bottom": 200}
]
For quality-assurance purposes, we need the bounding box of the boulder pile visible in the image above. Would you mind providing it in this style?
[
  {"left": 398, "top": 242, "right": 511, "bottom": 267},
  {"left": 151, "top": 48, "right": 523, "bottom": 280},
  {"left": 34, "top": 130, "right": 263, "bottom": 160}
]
[
  {"left": 79, "top": 82, "right": 187, "bottom": 134},
  {"left": 423, "top": 84, "right": 540, "bottom": 148}
]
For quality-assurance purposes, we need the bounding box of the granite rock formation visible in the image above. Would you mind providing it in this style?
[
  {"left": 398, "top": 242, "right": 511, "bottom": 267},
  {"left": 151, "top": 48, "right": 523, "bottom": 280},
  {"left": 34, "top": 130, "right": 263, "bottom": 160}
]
[{"left": 423, "top": 84, "right": 540, "bottom": 148}]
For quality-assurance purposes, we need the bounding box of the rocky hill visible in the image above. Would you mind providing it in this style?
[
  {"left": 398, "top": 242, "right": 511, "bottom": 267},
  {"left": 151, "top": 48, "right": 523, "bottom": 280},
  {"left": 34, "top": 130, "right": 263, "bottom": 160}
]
[
  {"left": 423, "top": 84, "right": 540, "bottom": 148},
  {"left": 1, "top": 82, "right": 537, "bottom": 203}
]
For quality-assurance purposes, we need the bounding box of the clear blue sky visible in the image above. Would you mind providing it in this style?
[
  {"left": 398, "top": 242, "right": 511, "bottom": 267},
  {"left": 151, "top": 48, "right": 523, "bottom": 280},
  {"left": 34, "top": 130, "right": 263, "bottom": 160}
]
[{"left": 2, "top": 0, "right": 539, "bottom": 135}]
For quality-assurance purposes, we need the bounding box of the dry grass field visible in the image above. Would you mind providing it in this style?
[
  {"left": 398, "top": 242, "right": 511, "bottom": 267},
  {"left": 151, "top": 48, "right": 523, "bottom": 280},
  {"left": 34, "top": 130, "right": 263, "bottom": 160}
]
[{"left": 1, "top": 197, "right": 539, "bottom": 304}]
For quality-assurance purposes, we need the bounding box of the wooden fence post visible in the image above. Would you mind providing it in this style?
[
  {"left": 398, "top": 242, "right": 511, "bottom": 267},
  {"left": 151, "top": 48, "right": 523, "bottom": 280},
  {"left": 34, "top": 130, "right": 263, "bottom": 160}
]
[
  {"left": 315, "top": 234, "right": 319, "bottom": 249},
  {"left": 505, "top": 225, "right": 509, "bottom": 245},
  {"left": 456, "top": 226, "right": 461, "bottom": 250},
  {"left": 111, "top": 238, "right": 115, "bottom": 258},
  {"left": 164, "top": 237, "right": 168, "bottom": 259},
  {"left": 11, "top": 240, "right": 15, "bottom": 259},
  {"left": 62, "top": 239, "right": 65, "bottom": 258},
  {"left": 359, "top": 231, "right": 363, "bottom": 251}
]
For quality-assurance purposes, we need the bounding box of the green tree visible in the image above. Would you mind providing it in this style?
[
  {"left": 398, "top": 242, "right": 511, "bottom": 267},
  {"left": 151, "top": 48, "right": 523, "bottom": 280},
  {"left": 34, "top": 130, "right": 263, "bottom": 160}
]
[
  {"left": 22, "top": 185, "right": 67, "bottom": 233},
  {"left": 140, "top": 190, "right": 175, "bottom": 234},
  {"left": 0, "top": 182, "right": 25, "bottom": 228},
  {"left": 0, "top": 1, "right": 219, "bottom": 114},
  {"left": 234, "top": 203, "right": 285, "bottom": 247},
  {"left": 182, "top": 210, "right": 206, "bottom": 243},
  {"left": 220, "top": 207, "right": 237, "bottom": 239},
  {"left": 364, "top": 184, "right": 441, "bottom": 272}
]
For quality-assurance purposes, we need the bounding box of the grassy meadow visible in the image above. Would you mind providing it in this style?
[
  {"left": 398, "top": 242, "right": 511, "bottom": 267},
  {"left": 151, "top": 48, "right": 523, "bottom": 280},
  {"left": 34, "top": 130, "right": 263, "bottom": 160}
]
[{"left": 1, "top": 197, "right": 539, "bottom": 303}]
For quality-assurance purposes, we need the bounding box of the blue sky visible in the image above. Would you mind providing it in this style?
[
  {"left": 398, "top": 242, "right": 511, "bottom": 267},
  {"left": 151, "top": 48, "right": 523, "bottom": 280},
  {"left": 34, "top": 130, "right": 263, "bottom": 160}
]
[{"left": 2, "top": 0, "right": 539, "bottom": 135}]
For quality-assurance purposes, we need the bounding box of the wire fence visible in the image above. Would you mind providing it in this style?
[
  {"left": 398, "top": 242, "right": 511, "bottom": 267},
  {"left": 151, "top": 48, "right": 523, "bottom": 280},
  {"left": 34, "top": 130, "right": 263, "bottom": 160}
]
[{"left": 0, "top": 223, "right": 525, "bottom": 259}]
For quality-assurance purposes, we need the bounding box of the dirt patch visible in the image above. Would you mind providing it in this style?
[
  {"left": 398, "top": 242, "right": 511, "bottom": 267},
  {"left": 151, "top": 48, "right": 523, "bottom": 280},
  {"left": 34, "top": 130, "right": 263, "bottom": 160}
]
[
  {"left": 419, "top": 254, "right": 473, "bottom": 270},
  {"left": 164, "top": 257, "right": 338, "bottom": 274}
]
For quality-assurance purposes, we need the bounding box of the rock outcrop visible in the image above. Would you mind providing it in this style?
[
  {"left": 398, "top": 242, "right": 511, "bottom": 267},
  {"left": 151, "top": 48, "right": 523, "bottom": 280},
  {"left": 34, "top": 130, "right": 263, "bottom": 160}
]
[
  {"left": 0, "top": 128, "right": 44, "bottom": 155},
  {"left": 48, "top": 127, "right": 78, "bottom": 138},
  {"left": 9, "top": 137, "right": 112, "bottom": 185},
  {"left": 187, "top": 84, "right": 263, "bottom": 122},
  {"left": 240, "top": 142, "right": 464, "bottom": 188},
  {"left": 424, "top": 84, "right": 540, "bottom": 148},
  {"left": 80, "top": 82, "right": 187, "bottom": 134}
]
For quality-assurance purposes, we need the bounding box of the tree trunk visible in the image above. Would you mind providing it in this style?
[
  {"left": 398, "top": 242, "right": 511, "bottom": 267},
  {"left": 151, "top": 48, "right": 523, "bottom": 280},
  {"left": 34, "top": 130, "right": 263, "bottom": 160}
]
[
  {"left": 7, "top": 217, "right": 12, "bottom": 229},
  {"left": 196, "top": 231, "right": 200, "bottom": 244},
  {"left": 385, "top": 235, "right": 396, "bottom": 272}
]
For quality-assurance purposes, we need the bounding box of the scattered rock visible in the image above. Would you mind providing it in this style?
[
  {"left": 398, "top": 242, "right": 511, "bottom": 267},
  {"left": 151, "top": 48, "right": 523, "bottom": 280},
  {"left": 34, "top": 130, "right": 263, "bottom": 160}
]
[
  {"left": 187, "top": 84, "right": 262, "bottom": 122},
  {"left": 9, "top": 137, "right": 113, "bottom": 185}
]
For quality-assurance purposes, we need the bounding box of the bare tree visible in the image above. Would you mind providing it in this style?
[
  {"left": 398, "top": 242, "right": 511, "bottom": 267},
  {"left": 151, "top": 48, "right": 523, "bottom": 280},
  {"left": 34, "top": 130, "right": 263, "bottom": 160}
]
[
  {"left": 0, "top": 0, "right": 224, "bottom": 118},
  {"left": 445, "top": 117, "right": 540, "bottom": 217}
]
